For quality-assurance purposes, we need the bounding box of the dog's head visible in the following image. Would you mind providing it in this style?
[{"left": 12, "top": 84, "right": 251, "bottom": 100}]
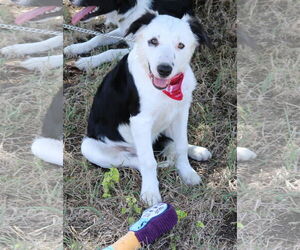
[
  {"left": 126, "top": 12, "right": 212, "bottom": 90},
  {"left": 11, "top": 0, "right": 61, "bottom": 6},
  {"left": 70, "top": 0, "right": 136, "bottom": 24}
]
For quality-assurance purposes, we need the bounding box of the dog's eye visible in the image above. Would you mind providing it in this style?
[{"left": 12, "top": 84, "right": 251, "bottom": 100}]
[
  {"left": 178, "top": 43, "right": 185, "bottom": 49},
  {"left": 148, "top": 38, "right": 159, "bottom": 47}
]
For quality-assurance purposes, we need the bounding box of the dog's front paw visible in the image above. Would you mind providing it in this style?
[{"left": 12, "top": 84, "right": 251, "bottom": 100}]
[
  {"left": 237, "top": 147, "right": 257, "bottom": 161},
  {"left": 179, "top": 167, "right": 201, "bottom": 185},
  {"left": 141, "top": 187, "right": 162, "bottom": 206},
  {"left": 188, "top": 145, "right": 212, "bottom": 161},
  {"left": 21, "top": 58, "right": 46, "bottom": 71},
  {"left": 64, "top": 44, "right": 88, "bottom": 56},
  {"left": 75, "top": 57, "right": 93, "bottom": 71}
]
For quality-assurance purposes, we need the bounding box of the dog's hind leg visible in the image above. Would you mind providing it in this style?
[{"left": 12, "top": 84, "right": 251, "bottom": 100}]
[
  {"left": 81, "top": 137, "right": 139, "bottom": 169},
  {"left": 237, "top": 147, "right": 257, "bottom": 161},
  {"left": 31, "top": 137, "right": 63, "bottom": 166},
  {"left": 188, "top": 145, "right": 212, "bottom": 161},
  {"left": 156, "top": 135, "right": 212, "bottom": 165},
  {"left": 64, "top": 28, "right": 124, "bottom": 56},
  {"left": 75, "top": 48, "right": 129, "bottom": 70},
  {"left": 162, "top": 142, "right": 211, "bottom": 162}
]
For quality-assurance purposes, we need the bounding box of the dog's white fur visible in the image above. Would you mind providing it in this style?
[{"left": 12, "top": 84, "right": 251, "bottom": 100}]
[
  {"left": 81, "top": 15, "right": 212, "bottom": 205},
  {"left": 20, "top": 54, "right": 63, "bottom": 71},
  {"left": 75, "top": 48, "right": 129, "bottom": 70},
  {"left": 237, "top": 147, "right": 257, "bottom": 161},
  {"left": 31, "top": 138, "right": 63, "bottom": 166}
]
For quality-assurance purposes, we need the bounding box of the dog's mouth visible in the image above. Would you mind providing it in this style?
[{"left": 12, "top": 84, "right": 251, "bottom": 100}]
[
  {"left": 150, "top": 74, "right": 172, "bottom": 90},
  {"left": 15, "top": 7, "right": 62, "bottom": 25},
  {"left": 148, "top": 66, "right": 184, "bottom": 101},
  {"left": 72, "top": 6, "right": 102, "bottom": 25},
  {"left": 148, "top": 65, "right": 171, "bottom": 90}
]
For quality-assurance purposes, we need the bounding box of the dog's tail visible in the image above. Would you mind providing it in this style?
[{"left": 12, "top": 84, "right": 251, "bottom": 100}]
[{"left": 31, "top": 137, "right": 63, "bottom": 166}]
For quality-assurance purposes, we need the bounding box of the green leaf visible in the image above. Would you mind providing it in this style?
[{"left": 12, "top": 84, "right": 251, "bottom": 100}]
[
  {"left": 236, "top": 222, "right": 244, "bottom": 229},
  {"left": 134, "top": 206, "right": 142, "bottom": 214},
  {"left": 128, "top": 217, "right": 135, "bottom": 225},
  {"left": 101, "top": 168, "right": 120, "bottom": 198},
  {"left": 176, "top": 209, "right": 188, "bottom": 221},
  {"left": 196, "top": 221, "right": 205, "bottom": 228},
  {"left": 121, "top": 207, "right": 127, "bottom": 214}
]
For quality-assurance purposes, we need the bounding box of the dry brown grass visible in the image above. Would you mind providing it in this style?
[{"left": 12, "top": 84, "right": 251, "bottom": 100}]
[
  {"left": 0, "top": 4, "right": 63, "bottom": 249},
  {"left": 64, "top": 0, "right": 237, "bottom": 249},
  {"left": 237, "top": 0, "right": 300, "bottom": 249}
]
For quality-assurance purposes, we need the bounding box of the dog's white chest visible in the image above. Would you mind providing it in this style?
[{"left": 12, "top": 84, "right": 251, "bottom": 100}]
[
  {"left": 118, "top": 96, "right": 182, "bottom": 145},
  {"left": 150, "top": 98, "right": 181, "bottom": 138}
]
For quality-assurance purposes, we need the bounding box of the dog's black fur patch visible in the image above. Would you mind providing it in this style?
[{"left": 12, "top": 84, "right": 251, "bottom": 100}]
[
  {"left": 116, "top": 0, "right": 137, "bottom": 14},
  {"left": 72, "top": 0, "right": 136, "bottom": 14},
  {"left": 153, "top": 134, "right": 173, "bottom": 155},
  {"left": 87, "top": 54, "right": 140, "bottom": 142},
  {"left": 151, "top": 0, "right": 194, "bottom": 18},
  {"left": 74, "top": 0, "right": 194, "bottom": 20},
  {"left": 188, "top": 17, "right": 212, "bottom": 48},
  {"left": 42, "top": 88, "right": 63, "bottom": 140},
  {"left": 125, "top": 12, "right": 156, "bottom": 36}
]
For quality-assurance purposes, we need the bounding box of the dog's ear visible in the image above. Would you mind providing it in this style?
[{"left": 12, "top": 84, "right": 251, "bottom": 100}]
[
  {"left": 125, "top": 12, "right": 157, "bottom": 36},
  {"left": 185, "top": 16, "right": 212, "bottom": 49}
]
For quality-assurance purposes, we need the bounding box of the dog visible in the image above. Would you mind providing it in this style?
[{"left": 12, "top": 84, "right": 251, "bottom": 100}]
[
  {"left": 81, "top": 12, "right": 212, "bottom": 205},
  {"left": 0, "top": 0, "right": 63, "bottom": 72},
  {"left": 64, "top": 0, "right": 195, "bottom": 70},
  {"left": 68, "top": 1, "right": 257, "bottom": 161}
]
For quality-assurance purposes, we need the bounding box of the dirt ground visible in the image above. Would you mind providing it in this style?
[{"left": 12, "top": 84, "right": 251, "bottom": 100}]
[{"left": 64, "top": 0, "right": 237, "bottom": 249}]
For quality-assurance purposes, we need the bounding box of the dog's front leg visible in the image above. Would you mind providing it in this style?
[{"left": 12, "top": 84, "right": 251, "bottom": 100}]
[
  {"left": 20, "top": 55, "right": 63, "bottom": 71},
  {"left": 1, "top": 35, "right": 62, "bottom": 57},
  {"left": 130, "top": 116, "right": 162, "bottom": 206},
  {"left": 64, "top": 28, "right": 124, "bottom": 56},
  {"left": 167, "top": 108, "right": 202, "bottom": 185},
  {"left": 75, "top": 48, "right": 129, "bottom": 70}
]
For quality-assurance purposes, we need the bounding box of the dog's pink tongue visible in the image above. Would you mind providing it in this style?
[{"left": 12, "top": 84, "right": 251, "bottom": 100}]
[
  {"left": 72, "top": 6, "right": 97, "bottom": 25},
  {"left": 153, "top": 77, "right": 170, "bottom": 89},
  {"left": 15, "top": 6, "right": 56, "bottom": 25}
]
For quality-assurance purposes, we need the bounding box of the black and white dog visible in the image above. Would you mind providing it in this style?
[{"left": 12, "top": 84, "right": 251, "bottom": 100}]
[
  {"left": 68, "top": 0, "right": 257, "bottom": 162},
  {"left": 65, "top": 0, "right": 195, "bottom": 70},
  {"left": 81, "top": 12, "right": 212, "bottom": 205},
  {"left": 0, "top": 0, "right": 63, "bottom": 71}
]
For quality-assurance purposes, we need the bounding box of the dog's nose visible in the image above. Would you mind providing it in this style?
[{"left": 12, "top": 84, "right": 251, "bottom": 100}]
[{"left": 157, "top": 64, "right": 172, "bottom": 78}]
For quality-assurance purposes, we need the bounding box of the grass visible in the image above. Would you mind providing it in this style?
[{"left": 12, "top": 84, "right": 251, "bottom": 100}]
[
  {"left": 0, "top": 3, "right": 63, "bottom": 249},
  {"left": 237, "top": 0, "right": 300, "bottom": 249},
  {"left": 64, "top": 0, "right": 237, "bottom": 249}
]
